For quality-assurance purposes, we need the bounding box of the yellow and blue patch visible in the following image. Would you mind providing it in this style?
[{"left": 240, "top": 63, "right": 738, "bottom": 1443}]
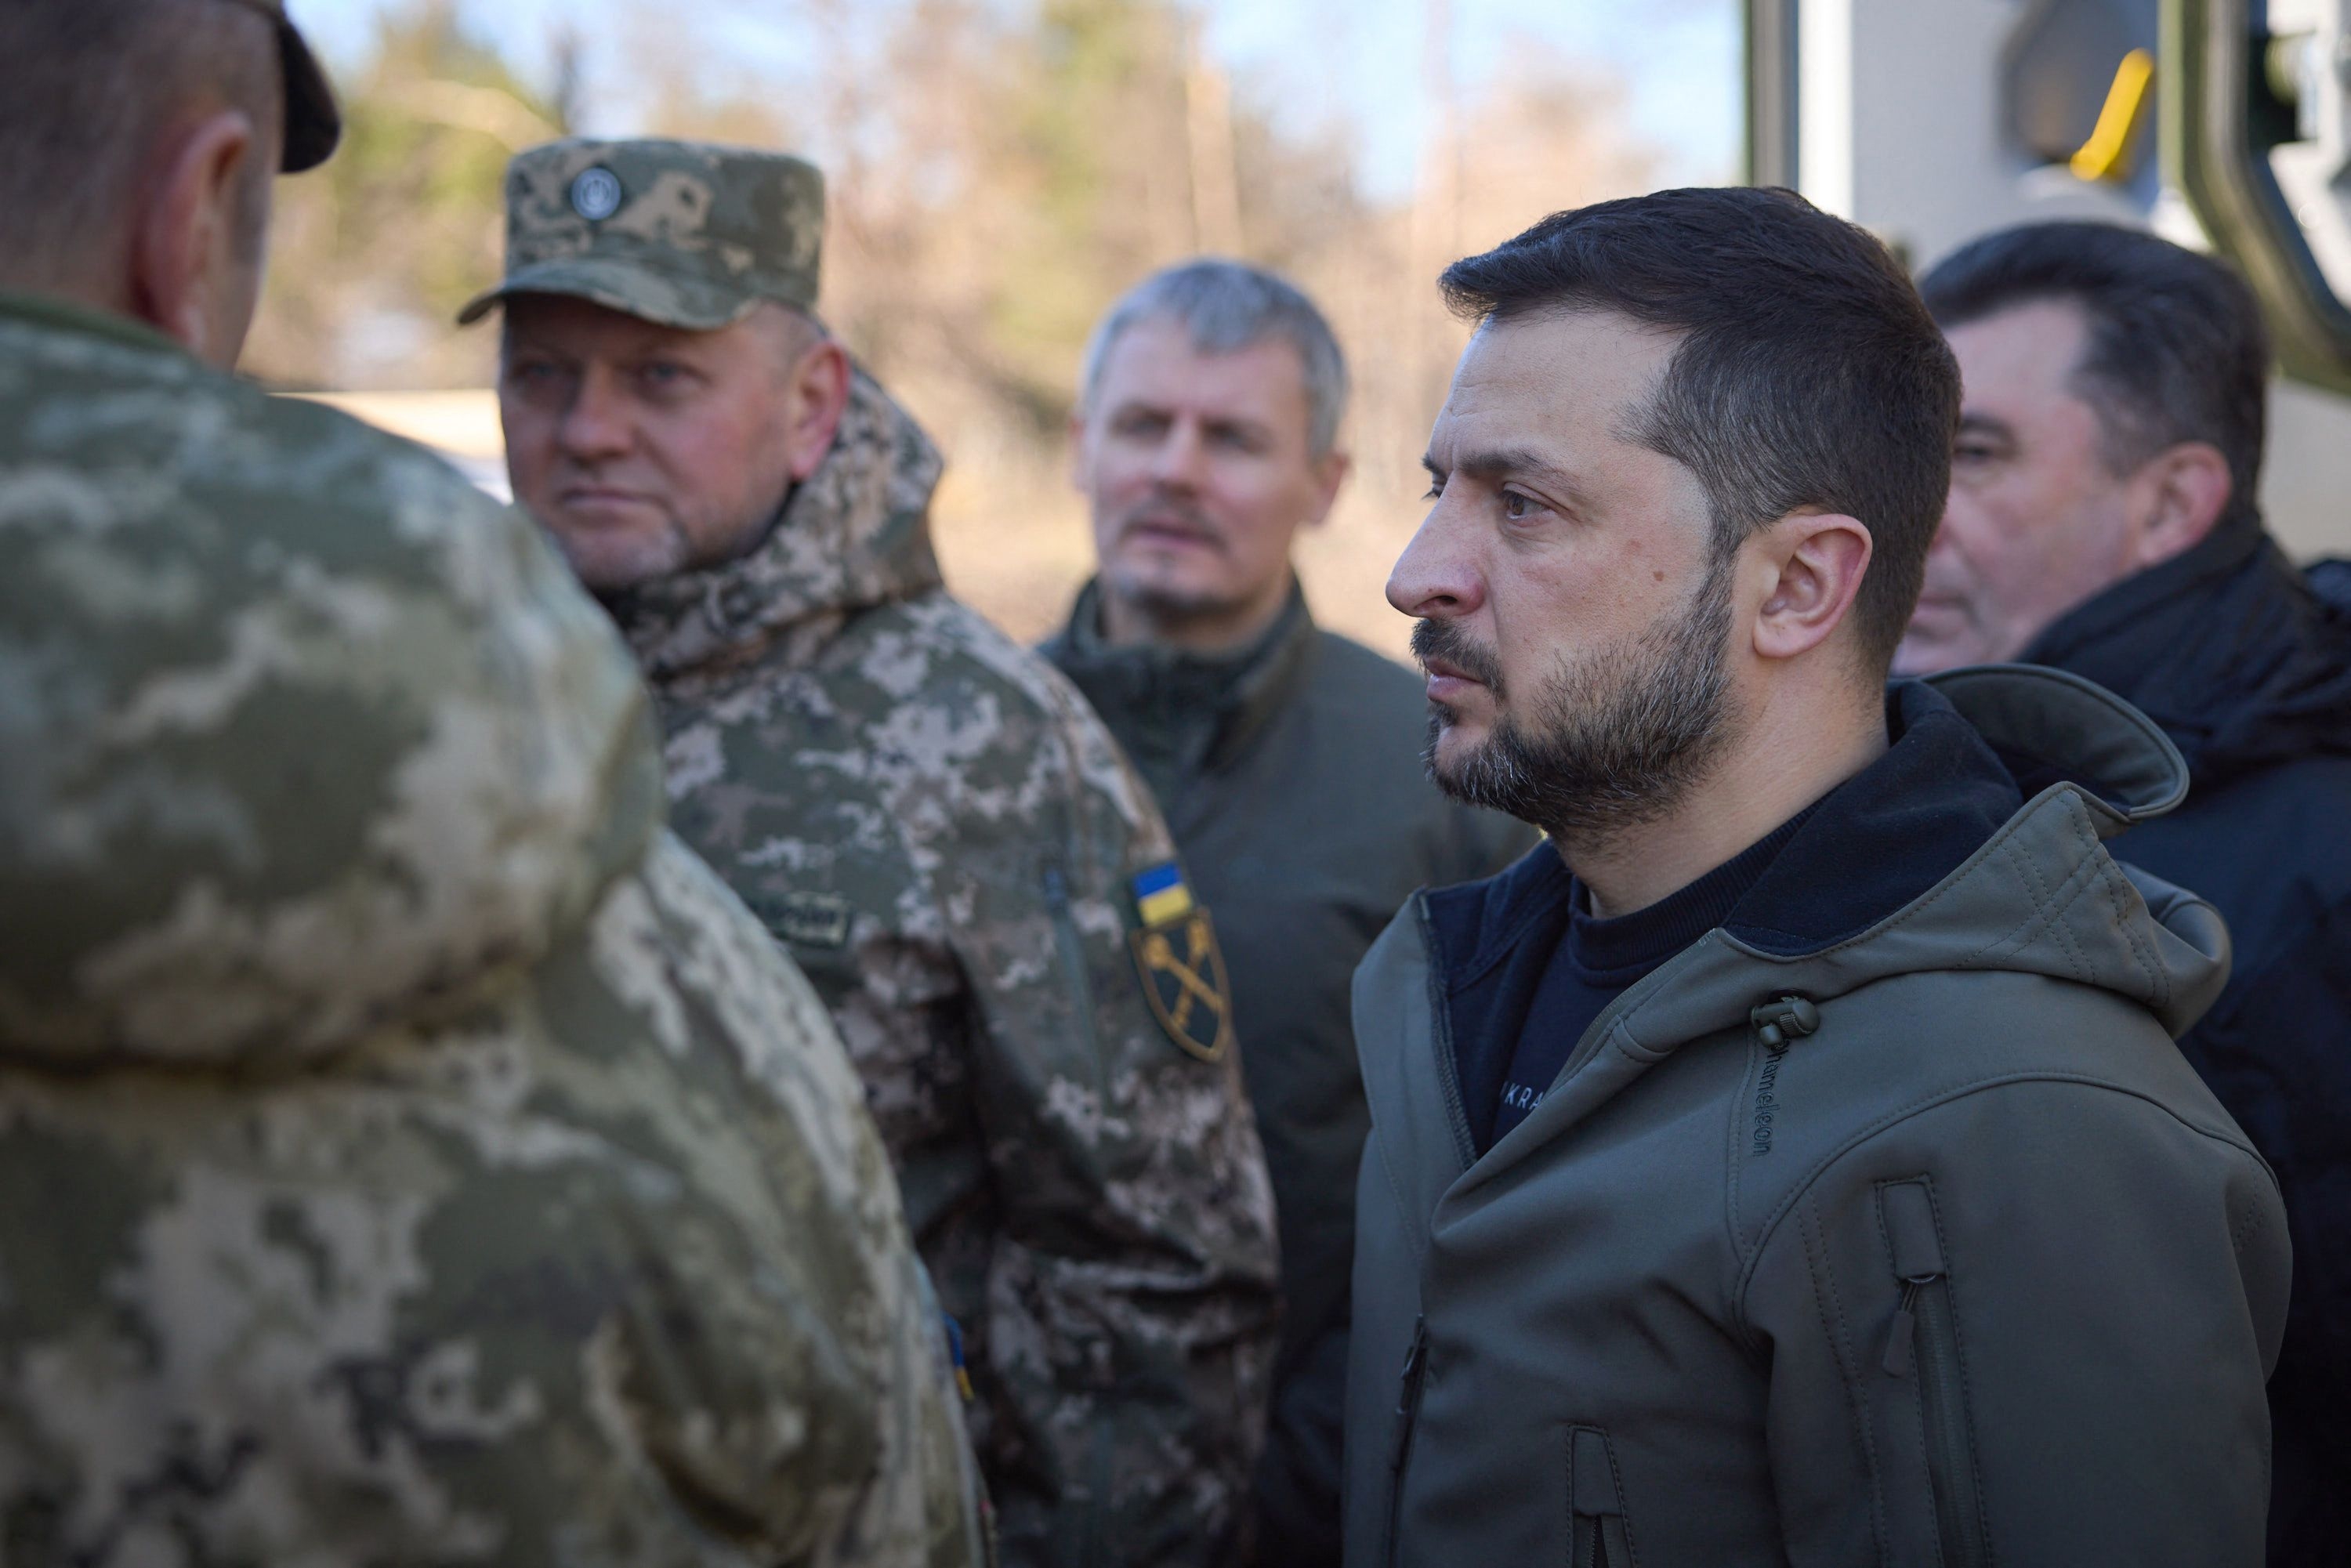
[
  {"left": 1132, "top": 862, "right": 1197, "bottom": 928},
  {"left": 1129, "top": 861, "right": 1232, "bottom": 1063}
]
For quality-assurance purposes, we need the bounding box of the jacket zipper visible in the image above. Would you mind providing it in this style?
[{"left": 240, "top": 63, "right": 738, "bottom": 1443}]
[
  {"left": 1569, "top": 1425, "right": 1636, "bottom": 1568},
  {"left": 1041, "top": 864, "right": 1107, "bottom": 1099},
  {"left": 1575, "top": 1513, "right": 1632, "bottom": 1568},
  {"left": 1881, "top": 1183, "right": 1984, "bottom": 1568},
  {"left": 1383, "top": 1314, "right": 1429, "bottom": 1568},
  {"left": 1412, "top": 898, "right": 1479, "bottom": 1172}
]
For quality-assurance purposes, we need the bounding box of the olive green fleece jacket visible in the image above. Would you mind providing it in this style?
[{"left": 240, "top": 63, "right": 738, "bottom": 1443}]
[{"left": 1346, "top": 666, "right": 2290, "bottom": 1568}]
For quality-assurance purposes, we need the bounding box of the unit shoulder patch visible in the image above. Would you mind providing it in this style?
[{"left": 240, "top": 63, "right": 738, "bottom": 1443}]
[{"left": 1127, "top": 863, "right": 1233, "bottom": 1063}]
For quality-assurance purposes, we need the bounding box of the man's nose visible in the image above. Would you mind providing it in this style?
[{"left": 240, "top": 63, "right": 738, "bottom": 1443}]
[
  {"left": 1148, "top": 418, "right": 1206, "bottom": 490},
  {"left": 1386, "top": 498, "right": 1485, "bottom": 620},
  {"left": 556, "top": 368, "right": 634, "bottom": 462},
  {"left": 1924, "top": 497, "right": 1961, "bottom": 562}
]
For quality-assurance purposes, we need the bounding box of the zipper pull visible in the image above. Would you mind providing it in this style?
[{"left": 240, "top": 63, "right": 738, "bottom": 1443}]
[
  {"left": 1879, "top": 1179, "right": 1947, "bottom": 1377},
  {"left": 1750, "top": 995, "right": 1820, "bottom": 1049},
  {"left": 1882, "top": 1277, "right": 1926, "bottom": 1377},
  {"left": 1389, "top": 1315, "right": 1429, "bottom": 1472}
]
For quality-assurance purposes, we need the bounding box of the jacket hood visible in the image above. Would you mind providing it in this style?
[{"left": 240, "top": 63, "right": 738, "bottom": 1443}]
[
  {"left": 1662, "top": 665, "right": 2222, "bottom": 1042},
  {"left": 2023, "top": 517, "right": 2351, "bottom": 790},
  {"left": 1423, "top": 665, "right": 2226, "bottom": 1086},
  {"left": 0, "top": 299, "right": 662, "bottom": 1070},
  {"left": 603, "top": 362, "right": 945, "bottom": 679}
]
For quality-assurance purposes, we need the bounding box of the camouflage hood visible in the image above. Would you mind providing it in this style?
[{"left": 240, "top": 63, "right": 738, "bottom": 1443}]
[
  {"left": 0, "top": 292, "right": 664, "bottom": 1070},
  {"left": 603, "top": 364, "right": 947, "bottom": 679}
]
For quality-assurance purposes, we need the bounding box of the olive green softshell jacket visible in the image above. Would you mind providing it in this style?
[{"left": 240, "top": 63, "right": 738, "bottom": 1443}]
[
  {"left": 0, "top": 294, "right": 984, "bottom": 1566},
  {"left": 1346, "top": 667, "right": 2291, "bottom": 1568}
]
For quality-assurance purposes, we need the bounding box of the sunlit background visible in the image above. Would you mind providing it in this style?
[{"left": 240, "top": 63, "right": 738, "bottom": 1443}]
[{"left": 261, "top": 0, "right": 1741, "bottom": 657}]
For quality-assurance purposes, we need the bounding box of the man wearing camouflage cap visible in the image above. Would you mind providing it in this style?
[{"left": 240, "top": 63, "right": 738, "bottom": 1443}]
[
  {"left": 476, "top": 137, "right": 1283, "bottom": 1567},
  {"left": 0, "top": 7, "right": 984, "bottom": 1564}
]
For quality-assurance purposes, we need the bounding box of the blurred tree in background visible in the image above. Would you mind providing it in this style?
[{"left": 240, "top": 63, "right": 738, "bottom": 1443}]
[
  {"left": 247, "top": 0, "right": 570, "bottom": 386},
  {"left": 250, "top": 0, "right": 1658, "bottom": 651}
]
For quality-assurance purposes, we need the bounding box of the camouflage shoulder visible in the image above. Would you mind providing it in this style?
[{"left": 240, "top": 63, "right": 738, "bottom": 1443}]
[
  {"left": 861, "top": 590, "right": 1176, "bottom": 861},
  {"left": 0, "top": 320, "right": 657, "bottom": 1068}
]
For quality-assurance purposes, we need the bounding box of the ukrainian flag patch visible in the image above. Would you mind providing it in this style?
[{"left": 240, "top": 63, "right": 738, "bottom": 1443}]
[{"left": 1132, "top": 862, "right": 1196, "bottom": 928}]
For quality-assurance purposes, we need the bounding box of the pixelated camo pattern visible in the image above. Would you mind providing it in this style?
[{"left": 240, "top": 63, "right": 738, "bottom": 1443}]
[
  {"left": 0, "top": 295, "right": 984, "bottom": 1566},
  {"left": 603, "top": 364, "right": 1282, "bottom": 1566}
]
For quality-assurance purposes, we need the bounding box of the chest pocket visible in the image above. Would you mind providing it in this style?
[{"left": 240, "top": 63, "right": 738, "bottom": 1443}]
[
  {"left": 1876, "top": 1176, "right": 1988, "bottom": 1568},
  {"left": 1568, "top": 1425, "right": 1638, "bottom": 1568},
  {"left": 1039, "top": 861, "right": 1105, "bottom": 1084}
]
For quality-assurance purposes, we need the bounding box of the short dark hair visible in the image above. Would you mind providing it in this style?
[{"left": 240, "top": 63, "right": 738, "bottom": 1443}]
[
  {"left": 1440, "top": 186, "right": 1961, "bottom": 675},
  {"left": 1918, "top": 222, "right": 2269, "bottom": 532},
  {"left": 0, "top": 0, "right": 281, "bottom": 290}
]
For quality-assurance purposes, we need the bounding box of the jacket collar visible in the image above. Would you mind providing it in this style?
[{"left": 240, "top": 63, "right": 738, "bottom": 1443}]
[
  {"left": 1424, "top": 675, "right": 2036, "bottom": 994},
  {"left": 0, "top": 288, "right": 188, "bottom": 360},
  {"left": 1421, "top": 663, "right": 2201, "bottom": 1083},
  {"left": 1381, "top": 664, "right": 2220, "bottom": 1192},
  {"left": 1048, "top": 575, "right": 1317, "bottom": 773},
  {"left": 2020, "top": 515, "right": 2351, "bottom": 786},
  {"left": 2021, "top": 513, "right": 2266, "bottom": 680},
  {"left": 601, "top": 362, "right": 945, "bottom": 679}
]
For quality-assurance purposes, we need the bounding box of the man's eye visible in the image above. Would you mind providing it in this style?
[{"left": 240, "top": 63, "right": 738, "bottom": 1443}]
[
  {"left": 1502, "top": 491, "right": 1537, "bottom": 520},
  {"left": 640, "top": 362, "right": 689, "bottom": 386}
]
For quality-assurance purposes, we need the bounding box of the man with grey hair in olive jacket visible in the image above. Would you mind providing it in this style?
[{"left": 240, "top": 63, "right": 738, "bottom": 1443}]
[
  {"left": 1043, "top": 258, "right": 1533, "bottom": 1566},
  {"left": 1347, "top": 186, "right": 2288, "bottom": 1567}
]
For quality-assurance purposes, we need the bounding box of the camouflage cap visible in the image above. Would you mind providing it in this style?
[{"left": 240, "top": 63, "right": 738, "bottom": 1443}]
[
  {"left": 459, "top": 138, "right": 825, "bottom": 330},
  {"left": 220, "top": 0, "right": 342, "bottom": 172}
]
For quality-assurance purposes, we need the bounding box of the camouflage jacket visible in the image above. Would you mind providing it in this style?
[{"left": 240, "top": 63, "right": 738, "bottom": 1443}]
[
  {"left": 602, "top": 368, "right": 1281, "bottom": 1567},
  {"left": 0, "top": 292, "right": 984, "bottom": 1568}
]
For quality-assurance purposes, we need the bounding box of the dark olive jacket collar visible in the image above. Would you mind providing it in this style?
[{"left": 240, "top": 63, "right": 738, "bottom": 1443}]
[{"left": 1044, "top": 577, "right": 1317, "bottom": 788}]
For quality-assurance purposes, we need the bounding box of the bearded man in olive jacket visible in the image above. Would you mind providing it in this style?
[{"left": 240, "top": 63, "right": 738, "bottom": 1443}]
[
  {"left": 1349, "top": 188, "right": 2286, "bottom": 1567},
  {"left": 1044, "top": 260, "right": 1534, "bottom": 1566}
]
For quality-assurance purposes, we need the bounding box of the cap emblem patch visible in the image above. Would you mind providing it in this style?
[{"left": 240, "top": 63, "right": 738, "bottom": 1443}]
[{"left": 570, "top": 166, "right": 625, "bottom": 221}]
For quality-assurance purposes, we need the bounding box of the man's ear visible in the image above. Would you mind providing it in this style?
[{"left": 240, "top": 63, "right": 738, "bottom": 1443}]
[
  {"left": 1751, "top": 512, "right": 1874, "bottom": 664},
  {"left": 132, "top": 109, "right": 259, "bottom": 366},
  {"left": 2128, "top": 440, "right": 2233, "bottom": 570},
  {"left": 783, "top": 338, "right": 853, "bottom": 482},
  {"left": 1302, "top": 448, "right": 1352, "bottom": 531}
]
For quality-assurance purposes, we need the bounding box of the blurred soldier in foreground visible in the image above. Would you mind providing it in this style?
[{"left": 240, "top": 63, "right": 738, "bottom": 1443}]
[
  {"left": 1041, "top": 259, "right": 1533, "bottom": 1564},
  {"left": 1903, "top": 222, "right": 2351, "bottom": 1564},
  {"left": 476, "top": 139, "right": 1281, "bottom": 1567},
  {"left": 0, "top": 6, "right": 983, "bottom": 1564}
]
